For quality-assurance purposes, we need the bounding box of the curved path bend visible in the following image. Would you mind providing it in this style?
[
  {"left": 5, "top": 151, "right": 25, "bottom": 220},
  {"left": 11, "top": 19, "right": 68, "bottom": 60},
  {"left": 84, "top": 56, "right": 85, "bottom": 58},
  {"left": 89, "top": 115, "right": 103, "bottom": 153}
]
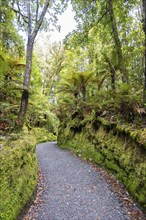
[{"left": 35, "top": 141, "right": 132, "bottom": 220}]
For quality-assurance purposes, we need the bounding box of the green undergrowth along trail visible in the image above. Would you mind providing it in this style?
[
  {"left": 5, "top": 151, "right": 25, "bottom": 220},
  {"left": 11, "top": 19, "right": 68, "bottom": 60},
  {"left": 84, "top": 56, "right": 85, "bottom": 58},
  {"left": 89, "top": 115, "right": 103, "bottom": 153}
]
[
  {"left": 29, "top": 127, "right": 57, "bottom": 143},
  {"left": 0, "top": 127, "right": 56, "bottom": 220},
  {"left": 58, "top": 113, "right": 146, "bottom": 210}
]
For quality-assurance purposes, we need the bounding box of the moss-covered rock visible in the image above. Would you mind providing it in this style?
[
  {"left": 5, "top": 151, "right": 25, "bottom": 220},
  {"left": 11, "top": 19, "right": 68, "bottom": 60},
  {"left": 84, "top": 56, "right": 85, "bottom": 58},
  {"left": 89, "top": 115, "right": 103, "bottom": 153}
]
[
  {"left": 0, "top": 137, "right": 37, "bottom": 220},
  {"left": 57, "top": 114, "right": 146, "bottom": 210},
  {"left": 0, "top": 127, "right": 57, "bottom": 220}
]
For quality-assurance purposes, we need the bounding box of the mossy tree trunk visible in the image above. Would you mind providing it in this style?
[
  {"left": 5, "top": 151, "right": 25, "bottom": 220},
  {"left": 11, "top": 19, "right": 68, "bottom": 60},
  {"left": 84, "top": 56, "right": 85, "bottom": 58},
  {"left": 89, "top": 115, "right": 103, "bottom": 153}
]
[
  {"left": 143, "top": 0, "right": 146, "bottom": 107},
  {"left": 108, "top": 0, "right": 128, "bottom": 83}
]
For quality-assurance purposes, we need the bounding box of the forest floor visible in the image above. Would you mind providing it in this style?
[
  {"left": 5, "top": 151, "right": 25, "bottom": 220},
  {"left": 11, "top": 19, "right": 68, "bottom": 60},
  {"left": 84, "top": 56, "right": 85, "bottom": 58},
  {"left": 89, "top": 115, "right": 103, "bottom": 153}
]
[{"left": 21, "top": 142, "right": 146, "bottom": 220}]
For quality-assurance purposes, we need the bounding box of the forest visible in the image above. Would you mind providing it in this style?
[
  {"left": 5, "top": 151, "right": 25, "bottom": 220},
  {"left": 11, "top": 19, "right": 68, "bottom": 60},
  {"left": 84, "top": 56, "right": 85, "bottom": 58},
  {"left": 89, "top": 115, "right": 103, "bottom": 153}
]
[{"left": 0, "top": 0, "right": 146, "bottom": 219}]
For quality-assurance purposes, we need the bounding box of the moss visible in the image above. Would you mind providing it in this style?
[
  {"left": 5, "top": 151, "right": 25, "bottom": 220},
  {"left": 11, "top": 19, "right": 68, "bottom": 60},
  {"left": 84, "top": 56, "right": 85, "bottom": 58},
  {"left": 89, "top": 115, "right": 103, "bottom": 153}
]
[
  {"left": 0, "top": 127, "right": 56, "bottom": 220},
  {"left": 104, "top": 159, "right": 120, "bottom": 173},
  {"left": 0, "top": 137, "right": 38, "bottom": 220},
  {"left": 58, "top": 114, "right": 146, "bottom": 209}
]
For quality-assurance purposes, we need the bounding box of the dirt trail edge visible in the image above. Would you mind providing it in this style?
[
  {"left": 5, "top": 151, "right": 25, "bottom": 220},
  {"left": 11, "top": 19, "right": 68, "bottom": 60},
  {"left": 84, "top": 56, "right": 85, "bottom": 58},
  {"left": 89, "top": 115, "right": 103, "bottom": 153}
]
[{"left": 23, "top": 141, "right": 145, "bottom": 220}]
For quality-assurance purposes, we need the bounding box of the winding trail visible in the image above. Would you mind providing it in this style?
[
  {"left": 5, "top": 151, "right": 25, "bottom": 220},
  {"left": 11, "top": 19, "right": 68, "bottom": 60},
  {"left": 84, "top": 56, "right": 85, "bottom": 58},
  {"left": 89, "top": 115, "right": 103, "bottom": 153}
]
[{"left": 35, "top": 141, "right": 130, "bottom": 220}]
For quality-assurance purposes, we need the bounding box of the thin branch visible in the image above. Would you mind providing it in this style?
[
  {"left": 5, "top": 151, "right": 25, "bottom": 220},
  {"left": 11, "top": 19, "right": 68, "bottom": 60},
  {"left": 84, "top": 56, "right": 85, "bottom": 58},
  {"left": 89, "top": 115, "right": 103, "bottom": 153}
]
[
  {"left": 17, "top": 0, "right": 21, "bottom": 14},
  {"left": 27, "top": 0, "right": 32, "bottom": 35},
  {"left": 36, "top": 0, "right": 39, "bottom": 22},
  {"left": 12, "top": 8, "right": 28, "bottom": 23}
]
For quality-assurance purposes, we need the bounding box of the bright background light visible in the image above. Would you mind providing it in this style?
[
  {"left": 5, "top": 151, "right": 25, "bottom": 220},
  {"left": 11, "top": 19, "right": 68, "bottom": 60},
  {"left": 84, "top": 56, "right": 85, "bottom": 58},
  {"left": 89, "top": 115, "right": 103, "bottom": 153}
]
[
  {"left": 49, "top": 4, "right": 77, "bottom": 42},
  {"left": 19, "top": 3, "right": 77, "bottom": 45}
]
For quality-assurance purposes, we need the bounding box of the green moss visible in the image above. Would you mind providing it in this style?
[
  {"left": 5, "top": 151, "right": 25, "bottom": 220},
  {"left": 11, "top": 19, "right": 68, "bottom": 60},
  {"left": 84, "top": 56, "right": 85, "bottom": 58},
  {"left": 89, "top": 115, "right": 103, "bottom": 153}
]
[
  {"left": 0, "top": 138, "right": 38, "bottom": 220},
  {"left": 127, "top": 174, "right": 140, "bottom": 192},
  {"left": 91, "top": 150, "right": 104, "bottom": 164},
  {"left": 105, "top": 159, "right": 120, "bottom": 172},
  {"left": 58, "top": 114, "right": 146, "bottom": 209},
  {"left": 0, "top": 127, "right": 56, "bottom": 220}
]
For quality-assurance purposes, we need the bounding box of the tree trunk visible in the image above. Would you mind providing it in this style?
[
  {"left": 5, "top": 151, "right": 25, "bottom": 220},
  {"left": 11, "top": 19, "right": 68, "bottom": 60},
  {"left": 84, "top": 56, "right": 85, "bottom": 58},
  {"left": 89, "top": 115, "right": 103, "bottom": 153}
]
[
  {"left": 18, "top": 40, "right": 33, "bottom": 120},
  {"left": 143, "top": 0, "right": 146, "bottom": 105},
  {"left": 104, "top": 55, "right": 116, "bottom": 91},
  {"left": 18, "top": 0, "right": 33, "bottom": 122},
  {"left": 18, "top": 0, "right": 51, "bottom": 125},
  {"left": 108, "top": 0, "right": 128, "bottom": 83}
]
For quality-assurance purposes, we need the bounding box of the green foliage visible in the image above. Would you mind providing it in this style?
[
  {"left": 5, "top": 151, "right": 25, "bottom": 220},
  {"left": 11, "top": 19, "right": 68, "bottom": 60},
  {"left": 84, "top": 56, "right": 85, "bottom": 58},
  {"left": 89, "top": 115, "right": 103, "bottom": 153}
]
[
  {"left": 58, "top": 0, "right": 145, "bottom": 118},
  {"left": 0, "top": 38, "right": 59, "bottom": 134},
  {"left": 57, "top": 70, "right": 94, "bottom": 102},
  {"left": 0, "top": 0, "right": 24, "bottom": 56},
  {"left": 0, "top": 1, "right": 26, "bottom": 132},
  {"left": 0, "top": 56, "right": 25, "bottom": 133},
  {"left": 27, "top": 90, "right": 59, "bottom": 134},
  {"left": 30, "top": 127, "right": 57, "bottom": 143}
]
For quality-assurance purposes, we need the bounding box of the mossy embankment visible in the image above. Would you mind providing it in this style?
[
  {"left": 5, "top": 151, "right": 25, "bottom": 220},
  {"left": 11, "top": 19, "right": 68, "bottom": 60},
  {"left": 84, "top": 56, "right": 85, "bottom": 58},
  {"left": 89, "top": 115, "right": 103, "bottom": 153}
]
[
  {"left": 57, "top": 112, "right": 146, "bottom": 210},
  {"left": 0, "top": 127, "right": 56, "bottom": 220}
]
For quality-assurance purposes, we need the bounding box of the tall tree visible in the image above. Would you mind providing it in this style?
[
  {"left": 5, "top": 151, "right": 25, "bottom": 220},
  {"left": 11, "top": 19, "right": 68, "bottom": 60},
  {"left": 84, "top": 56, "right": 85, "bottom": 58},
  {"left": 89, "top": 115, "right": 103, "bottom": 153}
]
[
  {"left": 108, "top": 0, "right": 128, "bottom": 83},
  {"left": 14, "top": 0, "right": 51, "bottom": 123}
]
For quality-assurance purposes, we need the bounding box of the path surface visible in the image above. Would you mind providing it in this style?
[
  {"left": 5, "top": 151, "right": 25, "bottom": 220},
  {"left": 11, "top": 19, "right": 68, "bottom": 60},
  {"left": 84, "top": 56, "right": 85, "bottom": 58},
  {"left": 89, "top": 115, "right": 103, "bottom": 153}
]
[{"left": 36, "top": 141, "right": 130, "bottom": 220}]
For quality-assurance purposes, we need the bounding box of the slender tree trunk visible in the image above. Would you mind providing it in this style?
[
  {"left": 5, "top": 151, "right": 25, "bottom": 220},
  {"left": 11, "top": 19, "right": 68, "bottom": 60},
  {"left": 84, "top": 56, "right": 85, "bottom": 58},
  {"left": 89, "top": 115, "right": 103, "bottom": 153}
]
[
  {"left": 18, "top": 0, "right": 51, "bottom": 125},
  {"left": 18, "top": 0, "right": 32, "bottom": 122},
  {"left": 18, "top": 40, "right": 33, "bottom": 120},
  {"left": 108, "top": 0, "right": 128, "bottom": 83},
  {"left": 143, "top": 0, "right": 146, "bottom": 105},
  {"left": 104, "top": 55, "right": 116, "bottom": 91}
]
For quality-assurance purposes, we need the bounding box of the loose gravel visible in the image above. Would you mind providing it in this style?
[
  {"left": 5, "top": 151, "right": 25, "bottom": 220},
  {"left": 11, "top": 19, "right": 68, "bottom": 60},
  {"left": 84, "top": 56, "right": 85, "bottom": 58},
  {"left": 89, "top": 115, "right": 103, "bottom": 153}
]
[{"left": 36, "top": 141, "right": 130, "bottom": 220}]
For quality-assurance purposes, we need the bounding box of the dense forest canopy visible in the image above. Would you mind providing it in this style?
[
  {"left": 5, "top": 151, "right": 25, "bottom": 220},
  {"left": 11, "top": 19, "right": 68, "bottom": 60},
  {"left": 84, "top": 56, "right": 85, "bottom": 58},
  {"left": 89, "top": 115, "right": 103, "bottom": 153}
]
[{"left": 0, "top": 0, "right": 146, "bottom": 133}]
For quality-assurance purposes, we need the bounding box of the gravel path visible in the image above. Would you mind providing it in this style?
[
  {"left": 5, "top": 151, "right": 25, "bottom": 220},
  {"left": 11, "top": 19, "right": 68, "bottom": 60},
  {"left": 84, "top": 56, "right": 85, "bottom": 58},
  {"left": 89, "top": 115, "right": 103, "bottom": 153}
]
[{"left": 36, "top": 141, "right": 130, "bottom": 220}]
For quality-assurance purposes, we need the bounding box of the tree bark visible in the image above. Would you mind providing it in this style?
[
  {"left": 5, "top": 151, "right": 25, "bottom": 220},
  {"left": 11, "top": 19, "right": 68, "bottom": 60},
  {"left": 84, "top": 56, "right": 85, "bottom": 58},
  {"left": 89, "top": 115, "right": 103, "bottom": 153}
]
[
  {"left": 108, "top": 0, "right": 128, "bottom": 83},
  {"left": 143, "top": 0, "right": 146, "bottom": 105},
  {"left": 18, "top": 0, "right": 51, "bottom": 123},
  {"left": 18, "top": 40, "right": 33, "bottom": 120},
  {"left": 104, "top": 55, "right": 116, "bottom": 91}
]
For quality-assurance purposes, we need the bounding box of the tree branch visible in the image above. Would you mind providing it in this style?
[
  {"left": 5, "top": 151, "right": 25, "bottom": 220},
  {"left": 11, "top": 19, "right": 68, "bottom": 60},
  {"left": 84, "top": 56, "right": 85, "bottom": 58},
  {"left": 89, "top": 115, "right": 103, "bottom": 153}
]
[
  {"left": 27, "top": 0, "right": 32, "bottom": 35},
  {"left": 12, "top": 8, "right": 28, "bottom": 23},
  {"left": 36, "top": 0, "right": 39, "bottom": 22},
  {"left": 32, "top": 0, "right": 51, "bottom": 40}
]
